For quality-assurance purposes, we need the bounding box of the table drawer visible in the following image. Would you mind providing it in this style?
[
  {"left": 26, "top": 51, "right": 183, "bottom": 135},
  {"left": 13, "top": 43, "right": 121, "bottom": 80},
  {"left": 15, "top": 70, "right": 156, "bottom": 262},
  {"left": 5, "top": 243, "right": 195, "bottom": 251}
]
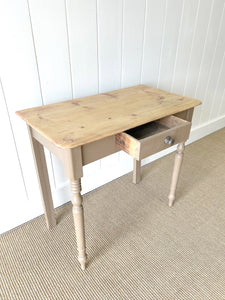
[{"left": 115, "top": 115, "right": 191, "bottom": 160}]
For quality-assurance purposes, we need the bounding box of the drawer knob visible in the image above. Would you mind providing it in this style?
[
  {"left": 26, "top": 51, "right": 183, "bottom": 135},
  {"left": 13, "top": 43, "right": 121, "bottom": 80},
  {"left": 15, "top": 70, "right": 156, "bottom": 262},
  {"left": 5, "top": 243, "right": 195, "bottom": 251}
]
[{"left": 164, "top": 136, "right": 174, "bottom": 146}]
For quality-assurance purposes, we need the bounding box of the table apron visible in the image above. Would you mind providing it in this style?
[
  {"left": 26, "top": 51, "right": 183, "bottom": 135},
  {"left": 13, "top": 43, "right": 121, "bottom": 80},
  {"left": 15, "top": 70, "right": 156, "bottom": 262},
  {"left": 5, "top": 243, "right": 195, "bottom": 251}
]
[{"left": 30, "top": 108, "right": 193, "bottom": 167}]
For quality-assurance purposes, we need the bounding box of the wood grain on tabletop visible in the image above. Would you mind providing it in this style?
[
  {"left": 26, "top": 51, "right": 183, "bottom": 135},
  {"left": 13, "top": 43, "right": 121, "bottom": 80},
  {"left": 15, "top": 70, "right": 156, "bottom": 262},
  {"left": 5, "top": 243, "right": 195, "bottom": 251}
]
[{"left": 16, "top": 85, "right": 201, "bottom": 149}]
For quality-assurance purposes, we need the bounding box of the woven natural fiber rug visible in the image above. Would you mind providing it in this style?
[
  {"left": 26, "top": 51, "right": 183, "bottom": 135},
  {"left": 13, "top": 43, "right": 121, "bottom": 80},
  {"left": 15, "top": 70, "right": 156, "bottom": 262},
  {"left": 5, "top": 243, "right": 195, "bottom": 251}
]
[{"left": 1, "top": 128, "right": 225, "bottom": 299}]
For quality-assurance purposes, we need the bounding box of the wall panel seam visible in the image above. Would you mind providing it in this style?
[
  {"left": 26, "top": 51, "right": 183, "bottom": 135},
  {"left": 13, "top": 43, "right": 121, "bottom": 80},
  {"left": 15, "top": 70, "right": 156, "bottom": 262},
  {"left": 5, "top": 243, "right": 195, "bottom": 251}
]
[
  {"left": 0, "top": 78, "right": 29, "bottom": 200},
  {"left": 183, "top": 0, "right": 201, "bottom": 96},
  {"left": 200, "top": 2, "right": 225, "bottom": 123},
  {"left": 209, "top": 48, "right": 225, "bottom": 119},
  {"left": 26, "top": 0, "right": 44, "bottom": 106},
  {"left": 218, "top": 79, "right": 225, "bottom": 115},
  {"left": 209, "top": 3, "right": 225, "bottom": 119},
  {"left": 64, "top": 0, "right": 74, "bottom": 99},
  {"left": 26, "top": 0, "right": 57, "bottom": 188},
  {"left": 120, "top": 0, "right": 125, "bottom": 88},
  {"left": 194, "top": 0, "right": 214, "bottom": 100},
  {"left": 96, "top": 0, "right": 100, "bottom": 93},
  {"left": 170, "top": 0, "right": 185, "bottom": 92},
  {"left": 96, "top": 0, "right": 101, "bottom": 169},
  {"left": 140, "top": 0, "right": 147, "bottom": 84},
  {"left": 157, "top": 0, "right": 167, "bottom": 88}
]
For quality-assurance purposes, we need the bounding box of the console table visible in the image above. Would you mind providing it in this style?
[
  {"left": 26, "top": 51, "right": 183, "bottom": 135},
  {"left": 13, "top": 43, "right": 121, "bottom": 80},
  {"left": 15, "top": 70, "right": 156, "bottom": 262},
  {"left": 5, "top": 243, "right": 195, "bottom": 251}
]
[{"left": 16, "top": 85, "right": 201, "bottom": 270}]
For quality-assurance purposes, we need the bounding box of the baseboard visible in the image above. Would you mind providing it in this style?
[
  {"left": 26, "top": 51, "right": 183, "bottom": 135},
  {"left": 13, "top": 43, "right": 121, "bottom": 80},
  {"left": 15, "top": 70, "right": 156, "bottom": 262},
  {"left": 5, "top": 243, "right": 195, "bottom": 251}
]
[
  {"left": 52, "top": 114, "right": 225, "bottom": 208},
  {"left": 188, "top": 114, "right": 225, "bottom": 143}
]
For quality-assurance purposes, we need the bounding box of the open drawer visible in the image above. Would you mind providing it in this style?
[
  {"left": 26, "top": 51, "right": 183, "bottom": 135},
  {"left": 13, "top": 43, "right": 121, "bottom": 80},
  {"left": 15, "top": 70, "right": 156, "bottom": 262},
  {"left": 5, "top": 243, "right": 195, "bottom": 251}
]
[{"left": 115, "top": 115, "right": 191, "bottom": 160}]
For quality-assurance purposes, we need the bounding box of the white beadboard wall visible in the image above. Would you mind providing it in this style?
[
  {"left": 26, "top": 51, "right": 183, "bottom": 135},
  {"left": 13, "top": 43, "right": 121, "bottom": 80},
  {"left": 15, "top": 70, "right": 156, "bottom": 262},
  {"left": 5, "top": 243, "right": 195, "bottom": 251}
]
[{"left": 0, "top": 0, "right": 225, "bottom": 234}]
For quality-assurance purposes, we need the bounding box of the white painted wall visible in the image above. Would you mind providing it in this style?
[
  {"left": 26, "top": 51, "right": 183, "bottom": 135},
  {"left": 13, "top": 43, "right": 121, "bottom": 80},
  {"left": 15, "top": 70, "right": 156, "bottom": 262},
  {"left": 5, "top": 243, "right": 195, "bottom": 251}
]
[{"left": 0, "top": 0, "right": 225, "bottom": 234}]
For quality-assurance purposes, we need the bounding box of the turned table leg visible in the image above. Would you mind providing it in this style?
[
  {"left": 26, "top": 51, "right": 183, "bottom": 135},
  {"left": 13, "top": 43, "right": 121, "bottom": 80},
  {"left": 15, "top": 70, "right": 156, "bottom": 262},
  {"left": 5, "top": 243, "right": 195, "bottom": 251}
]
[
  {"left": 168, "top": 142, "right": 185, "bottom": 207},
  {"left": 70, "top": 179, "right": 87, "bottom": 270},
  {"left": 133, "top": 159, "right": 141, "bottom": 184},
  {"left": 63, "top": 147, "right": 87, "bottom": 270}
]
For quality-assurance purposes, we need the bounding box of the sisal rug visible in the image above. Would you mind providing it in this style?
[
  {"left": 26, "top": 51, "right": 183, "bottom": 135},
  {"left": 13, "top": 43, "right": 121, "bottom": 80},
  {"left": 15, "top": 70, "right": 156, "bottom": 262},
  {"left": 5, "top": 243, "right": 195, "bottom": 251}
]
[{"left": 1, "top": 128, "right": 225, "bottom": 299}]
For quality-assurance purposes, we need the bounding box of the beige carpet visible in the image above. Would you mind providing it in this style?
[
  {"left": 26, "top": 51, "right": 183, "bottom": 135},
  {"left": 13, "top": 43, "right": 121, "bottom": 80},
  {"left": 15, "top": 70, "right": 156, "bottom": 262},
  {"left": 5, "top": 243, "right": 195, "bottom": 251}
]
[{"left": 1, "top": 128, "right": 225, "bottom": 300}]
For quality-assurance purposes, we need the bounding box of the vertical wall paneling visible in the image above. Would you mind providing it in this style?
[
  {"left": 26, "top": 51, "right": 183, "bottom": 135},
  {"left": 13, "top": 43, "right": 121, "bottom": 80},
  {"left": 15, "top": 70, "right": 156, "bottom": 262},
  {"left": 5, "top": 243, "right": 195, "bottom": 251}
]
[
  {"left": 28, "top": 0, "right": 73, "bottom": 189},
  {"left": 141, "top": 0, "right": 166, "bottom": 87},
  {"left": 184, "top": 0, "right": 213, "bottom": 127},
  {"left": 207, "top": 5, "right": 225, "bottom": 121},
  {"left": 66, "top": 0, "right": 98, "bottom": 98},
  {"left": 171, "top": 0, "right": 200, "bottom": 95},
  {"left": 98, "top": 0, "right": 123, "bottom": 92},
  {"left": 210, "top": 50, "right": 225, "bottom": 119},
  {"left": 219, "top": 85, "right": 225, "bottom": 116},
  {"left": 157, "top": 0, "right": 184, "bottom": 91},
  {"left": 97, "top": 0, "right": 123, "bottom": 172},
  {"left": 121, "top": 0, "right": 146, "bottom": 87},
  {"left": 28, "top": 0, "right": 72, "bottom": 104},
  {"left": 0, "top": 0, "right": 45, "bottom": 209},
  {"left": 66, "top": 0, "right": 100, "bottom": 179},
  {"left": 0, "top": 81, "right": 30, "bottom": 233},
  {"left": 1, "top": 0, "right": 225, "bottom": 233},
  {"left": 194, "top": 0, "right": 224, "bottom": 125}
]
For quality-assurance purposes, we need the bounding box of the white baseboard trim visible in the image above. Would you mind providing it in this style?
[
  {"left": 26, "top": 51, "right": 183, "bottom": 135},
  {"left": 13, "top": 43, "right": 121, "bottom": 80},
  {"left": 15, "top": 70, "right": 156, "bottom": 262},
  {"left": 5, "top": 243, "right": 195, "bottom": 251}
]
[
  {"left": 188, "top": 114, "right": 225, "bottom": 144},
  {"left": 52, "top": 114, "right": 225, "bottom": 208}
]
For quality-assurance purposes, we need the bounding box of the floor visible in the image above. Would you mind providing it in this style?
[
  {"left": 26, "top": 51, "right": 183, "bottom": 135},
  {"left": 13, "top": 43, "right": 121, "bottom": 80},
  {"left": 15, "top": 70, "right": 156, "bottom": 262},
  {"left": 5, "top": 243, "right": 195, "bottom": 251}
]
[{"left": 1, "top": 128, "right": 225, "bottom": 299}]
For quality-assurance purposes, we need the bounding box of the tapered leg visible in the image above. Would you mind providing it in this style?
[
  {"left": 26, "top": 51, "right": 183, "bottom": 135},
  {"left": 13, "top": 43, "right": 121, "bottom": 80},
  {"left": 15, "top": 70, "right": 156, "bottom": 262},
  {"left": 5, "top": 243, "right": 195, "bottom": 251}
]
[
  {"left": 133, "top": 159, "right": 141, "bottom": 184},
  {"left": 168, "top": 142, "right": 185, "bottom": 207},
  {"left": 70, "top": 179, "right": 87, "bottom": 270},
  {"left": 28, "top": 126, "right": 56, "bottom": 229}
]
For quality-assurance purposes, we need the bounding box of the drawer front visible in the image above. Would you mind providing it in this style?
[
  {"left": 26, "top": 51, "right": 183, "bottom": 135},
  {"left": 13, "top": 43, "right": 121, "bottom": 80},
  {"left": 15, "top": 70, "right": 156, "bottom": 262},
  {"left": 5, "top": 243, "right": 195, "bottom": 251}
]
[{"left": 115, "top": 116, "right": 191, "bottom": 160}]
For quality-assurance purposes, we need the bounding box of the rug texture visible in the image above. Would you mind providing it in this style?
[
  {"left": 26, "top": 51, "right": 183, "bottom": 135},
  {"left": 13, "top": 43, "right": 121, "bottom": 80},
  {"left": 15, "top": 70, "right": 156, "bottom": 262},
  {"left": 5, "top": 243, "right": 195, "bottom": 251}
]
[{"left": 1, "top": 128, "right": 225, "bottom": 299}]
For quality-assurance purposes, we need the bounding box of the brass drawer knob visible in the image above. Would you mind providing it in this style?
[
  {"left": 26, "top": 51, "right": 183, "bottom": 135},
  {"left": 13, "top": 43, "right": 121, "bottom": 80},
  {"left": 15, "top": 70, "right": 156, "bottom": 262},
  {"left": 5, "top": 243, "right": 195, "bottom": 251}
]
[{"left": 164, "top": 136, "right": 174, "bottom": 146}]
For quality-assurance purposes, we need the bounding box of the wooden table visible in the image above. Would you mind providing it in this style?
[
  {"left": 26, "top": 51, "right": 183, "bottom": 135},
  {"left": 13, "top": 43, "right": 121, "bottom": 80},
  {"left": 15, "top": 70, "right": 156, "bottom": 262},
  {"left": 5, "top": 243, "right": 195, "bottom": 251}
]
[{"left": 16, "top": 85, "right": 201, "bottom": 270}]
